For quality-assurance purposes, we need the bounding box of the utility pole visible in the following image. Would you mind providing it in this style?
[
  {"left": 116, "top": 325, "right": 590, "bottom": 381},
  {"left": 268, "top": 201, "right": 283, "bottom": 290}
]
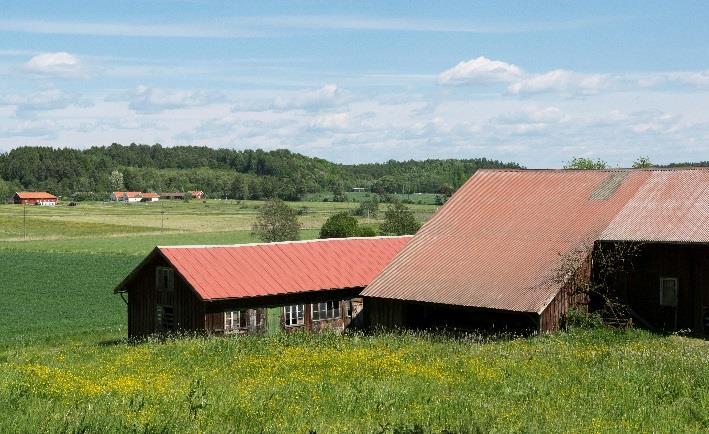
[{"left": 161, "top": 200, "right": 165, "bottom": 233}]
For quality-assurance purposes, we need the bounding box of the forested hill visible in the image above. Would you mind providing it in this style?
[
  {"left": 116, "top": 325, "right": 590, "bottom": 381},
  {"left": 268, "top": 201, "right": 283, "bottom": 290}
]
[{"left": 0, "top": 143, "right": 521, "bottom": 200}]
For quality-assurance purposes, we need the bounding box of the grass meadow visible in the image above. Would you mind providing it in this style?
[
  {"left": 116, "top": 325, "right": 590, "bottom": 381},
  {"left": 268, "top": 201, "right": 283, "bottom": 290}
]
[{"left": 0, "top": 200, "right": 708, "bottom": 432}]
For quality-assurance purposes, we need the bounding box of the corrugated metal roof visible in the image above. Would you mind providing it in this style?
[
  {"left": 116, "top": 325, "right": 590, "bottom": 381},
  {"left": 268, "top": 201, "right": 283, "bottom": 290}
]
[
  {"left": 15, "top": 191, "right": 58, "bottom": 199},
  {"left": 600, "top": 170, "right": 709, "bottom": 242},
  {"left": 117, "top": 236, "right": 411, "bottom": 301},
  {"left": 362, "top": 168, "right": 709, "bottom": 314}
]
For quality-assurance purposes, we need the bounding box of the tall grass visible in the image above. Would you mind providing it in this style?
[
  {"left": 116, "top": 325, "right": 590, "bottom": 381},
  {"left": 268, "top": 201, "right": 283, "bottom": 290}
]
[{"left": 1, "top": 329, "right": 708, "bottom": 433}]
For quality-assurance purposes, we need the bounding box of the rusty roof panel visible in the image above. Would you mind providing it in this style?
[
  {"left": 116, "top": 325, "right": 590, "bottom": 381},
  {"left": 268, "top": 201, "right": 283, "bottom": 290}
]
[
  {"left": 157, "top": 236, "right": 411, "bottom": 301},
  {"left": 600, "top": 170, "right": 709, "bottom": 243},
  {"left": 362, "top": 169, "right": 658, "bottom": 313}
]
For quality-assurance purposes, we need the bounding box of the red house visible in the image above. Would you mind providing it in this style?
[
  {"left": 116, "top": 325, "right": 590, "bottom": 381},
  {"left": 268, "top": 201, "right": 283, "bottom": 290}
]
[
  {"left": 115, "top": 236, "right": 411, "bottom": 338},
  {"left": 13, "top": 192, "right": 58, "bottom": 206}
]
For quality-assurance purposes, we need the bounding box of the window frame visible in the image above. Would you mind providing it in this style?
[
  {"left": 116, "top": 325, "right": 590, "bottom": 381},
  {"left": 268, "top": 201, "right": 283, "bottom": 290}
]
[
  {"left": 284, "top": 304, "right": 305, "bottom": 327},
  {"left": 224, "top": 309, "right": 249, "bottom": 332},
  {"left": 659, "top": 277, "right": 679, "bottom": 307},
  {"left": 156, "top": 266, "right": 174, "bottom": 292},
  {"left": 156, "top": 304, "right": 175, "bottom": 330},
  {"left": 311, "top": 300, "right": 341, "bottom": 322}
]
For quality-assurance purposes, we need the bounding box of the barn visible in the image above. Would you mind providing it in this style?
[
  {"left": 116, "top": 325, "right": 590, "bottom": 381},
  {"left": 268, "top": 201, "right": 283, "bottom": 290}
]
[
  {"left": 13, "top": 192, "right": 58, "bottom": 205},
  {"left": 114, "top": 236, "right": 411, "bottom": 338},
  {"left": 362, "top": 168, "right": 709, "bottom": 337}
]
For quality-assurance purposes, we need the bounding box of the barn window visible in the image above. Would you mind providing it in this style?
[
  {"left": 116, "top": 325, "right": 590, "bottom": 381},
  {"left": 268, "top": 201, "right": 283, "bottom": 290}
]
[
  {"left": 312, "top": 301, "right": 341, "bottom": 321},
  {"left": 284, "top": 304, "right": 305, "bottom": 326},
  {"left": 660, "top": 277, "right": 678, "bottom": 307},
  {"left": 156, "top": 267, "right": 174, "bottom": 292},
  {"left": 225, "top": 310, "right": 248, "bottom": 332},
  {"left": 157, "top": 305, "right": 174, "bottom": 330}
]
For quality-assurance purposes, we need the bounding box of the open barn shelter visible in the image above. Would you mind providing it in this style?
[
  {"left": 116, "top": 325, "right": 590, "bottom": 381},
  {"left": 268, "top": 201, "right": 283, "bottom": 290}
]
[
  {"left": 362, "top": 168, "right": 709, "bottom": 337},
  {"left": 115, "top": 236, "right": 411, "bottom": 339}
]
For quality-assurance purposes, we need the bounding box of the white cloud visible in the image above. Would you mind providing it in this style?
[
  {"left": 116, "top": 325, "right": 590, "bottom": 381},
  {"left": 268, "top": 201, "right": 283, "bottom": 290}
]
[
  {"left": 309, "top": 112, "right": 350, "bottom": 130},
  {"left": 24, "top": 52, "right": 85, "bottom": 78},
  {"left": 233, "top": 84, "right": 347, "bottom": 112},
  {"left": 0, "top": 119, "right": 58, "bottom": 138},
  {"left": 111, "top": 85, "right": 226, "bottom": 113},
  {"left": 507, "top": 69, "right": 611, "bottom": 95},
  {"left": 0, "top": 88, "right": 93, "bottom": 115},
  {"left": 438, "top": 56, "right": 523, "bottom": 85},
  {"left": 494, "top": 106, "right": 569, "bottom": 124}
]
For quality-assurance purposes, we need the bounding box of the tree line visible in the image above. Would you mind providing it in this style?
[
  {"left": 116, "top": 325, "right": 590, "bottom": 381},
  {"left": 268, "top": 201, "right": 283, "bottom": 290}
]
[{"left": 0, "top": 143, "right": 520, "bottom": 201}]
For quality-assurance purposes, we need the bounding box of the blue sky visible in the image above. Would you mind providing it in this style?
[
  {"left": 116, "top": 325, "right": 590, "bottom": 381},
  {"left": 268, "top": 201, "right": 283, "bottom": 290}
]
[{"left": 1, "top": 1, "right": 708, "bottom": 167}]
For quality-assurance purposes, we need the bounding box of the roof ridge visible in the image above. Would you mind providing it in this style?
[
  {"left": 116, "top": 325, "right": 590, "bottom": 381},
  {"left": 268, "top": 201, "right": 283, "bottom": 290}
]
[{"left": 157, "top": 235, "right": 413, "bottom": 249}]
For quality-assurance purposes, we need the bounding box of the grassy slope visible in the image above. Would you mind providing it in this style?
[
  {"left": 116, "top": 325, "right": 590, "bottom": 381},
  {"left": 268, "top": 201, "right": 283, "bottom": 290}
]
[{"left": 1, "top": 330, "right": 708, "bottom": 433}]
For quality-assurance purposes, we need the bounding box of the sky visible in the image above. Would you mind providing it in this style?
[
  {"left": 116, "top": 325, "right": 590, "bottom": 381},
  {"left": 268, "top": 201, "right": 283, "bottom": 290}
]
[{"left": 1, "top": 1, "right": 708, "bottom": 168}]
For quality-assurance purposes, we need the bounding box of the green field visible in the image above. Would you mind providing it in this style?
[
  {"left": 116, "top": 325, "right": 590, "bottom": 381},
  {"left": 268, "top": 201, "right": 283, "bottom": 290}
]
[
  {"left": 0, "top": 200, "right": 437, "bottom": 240},
  {"left": 1, "top": 200, "right": 708, "bottom": 432}
]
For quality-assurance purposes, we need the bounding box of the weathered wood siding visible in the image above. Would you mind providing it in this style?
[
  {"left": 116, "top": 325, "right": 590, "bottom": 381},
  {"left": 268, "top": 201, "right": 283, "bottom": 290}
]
[
  {"left": 127, "top": 254, "right": 204, "bottom": 339},
  {"left": 203, "top": 289, "right": 363, "bottom": 335},
  {"left": 539, "top": 255, "right": 592, "bottom": 332},
  {"left": 603, "top": 242, "right": 709, "bottom": 337}
]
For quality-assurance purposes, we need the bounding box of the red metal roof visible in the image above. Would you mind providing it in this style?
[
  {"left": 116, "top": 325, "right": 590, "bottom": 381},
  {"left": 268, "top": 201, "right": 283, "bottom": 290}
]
[
  {"left": 118, "top": 236, "right": 411, "bottom": 301},
  {"left": 142, "top": 192, "right": 160, "bottom": 198},
  {"left": 600, "top": 170, "right": 709, "bottom": 243},
  {"left": 362, "top": 168, "right": 709, "bottom": 314},
  {"left": 15, "top": 192, "right": 57, "bottom": 200}
]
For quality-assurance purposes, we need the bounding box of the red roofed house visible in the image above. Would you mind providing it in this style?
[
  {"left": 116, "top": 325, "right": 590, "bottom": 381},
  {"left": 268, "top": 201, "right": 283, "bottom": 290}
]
[
  {"left": 362, "top": 168, "right": 709, "bottom": 337},
  {"left": 141, "top": 192, "right": 160, "bottom": 202},
  {"left": 14, "top": 192, "right": 58, "bottom": 206},
  {"left": 115, "top": 236, "right": 411, "bottom": 338}
]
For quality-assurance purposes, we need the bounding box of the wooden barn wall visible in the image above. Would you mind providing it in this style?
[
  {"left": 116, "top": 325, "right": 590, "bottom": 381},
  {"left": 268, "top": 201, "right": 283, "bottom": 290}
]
[
  {"left": 126, "top": 254, "right": 205, "bottom": 339},
  {"left": 540, "top": 255, "right": 592, "bottom": 332},
  {"left": 364, "top": 297, "right": 404, "bottom": 329},
  {"left": 204, "top": 288, "right": 363, "bottom": 335},
  {"left": 602, "top": 242, "right": 709, "bottom": 337}
]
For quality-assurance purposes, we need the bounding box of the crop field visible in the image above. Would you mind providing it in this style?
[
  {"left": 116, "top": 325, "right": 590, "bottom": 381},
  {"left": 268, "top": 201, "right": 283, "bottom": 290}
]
[
  {"left": 0, "top": 200, "right": 437, "bottom": 240},
  {"left": 1, "top": 200, "right": 708, "bottom": 433}
]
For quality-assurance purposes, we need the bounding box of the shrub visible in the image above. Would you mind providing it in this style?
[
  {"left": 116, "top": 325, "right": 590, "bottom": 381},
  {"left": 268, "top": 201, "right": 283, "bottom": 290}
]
[
  {"left": 320, "top": 212, "right": 359, "bottom": 239},
  {"left": 356, "top": 225, "right": 377, "bottom": 237},
  {"left": 251, "top": 198, "right": 301, "bottom": 242},
  {"left": 380, "top": 201, "right": 421, "bottom": 236},
  {"left": 354, "top": 197, "right": 379, "bottom": 219}
]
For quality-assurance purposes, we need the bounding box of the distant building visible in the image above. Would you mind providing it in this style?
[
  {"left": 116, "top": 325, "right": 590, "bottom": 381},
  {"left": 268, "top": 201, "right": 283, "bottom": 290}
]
[
  {"left": 160, "top": 192, "right": 186, "bottom": 200},
  {"left": 114, "top": 236, "right": 411, "bottom": 339},
  {"left": 352, "top": 187, "right": 366, "bottom": 192},
  {"left": 13, "top": 192, "right": 58, "bottom": 206},
  {"left": 113, "top": 192, "right": 159, "bottom": 203},
  {"left": 141, "top": 193, "right": 160, "bottom": 202},
  {"left": 189, "top": 190, "right": 205, "bottom": 199}
]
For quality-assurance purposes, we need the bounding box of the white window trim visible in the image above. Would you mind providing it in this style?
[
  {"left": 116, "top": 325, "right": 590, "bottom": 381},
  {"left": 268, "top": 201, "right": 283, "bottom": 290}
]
[
  {"left": 311, "top": 300, "right": 341, "bottom": 322},
  {"left": 659, "top": 277, "right": 678, "bottom": 307},
  {"left": 284, "top": 304, "right": 305, "bottom": 327},
  {"left": 225, "top": 310, "right": 248, "bottom": 332}
]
